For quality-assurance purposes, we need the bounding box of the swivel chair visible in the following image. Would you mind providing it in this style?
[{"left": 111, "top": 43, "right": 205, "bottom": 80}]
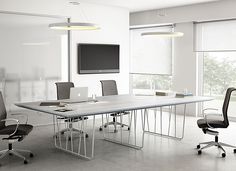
[
  {"left": 99, "top": 80, "right": 130, "bottom": 132},
  {"left": 197, "top": 87, "right": 236, "bottom": 158},
  {"left": 55, "top": 82, "right": 88, "bottom": 138},
  {"left": 0, "top": 91, "right": 33, "bottom": 165}
]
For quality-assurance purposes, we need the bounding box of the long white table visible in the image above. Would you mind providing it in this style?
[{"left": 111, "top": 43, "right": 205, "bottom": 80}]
[{"left": 16, "top": 95, "right": 213, "bottom": 160}]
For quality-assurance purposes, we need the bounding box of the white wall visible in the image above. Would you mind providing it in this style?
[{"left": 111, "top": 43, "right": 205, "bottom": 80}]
[
  {"left": 70, "top": 6, "right": 130, "bottom": 96},
  {"left": 173, "top": 22, "right": 196, "bottom": 115},
  {"left": 130, "top": 0, "right": 236, "bottom": 116},
  {"left": 0, "top": 0, "right": 130, "bottom": 124}
]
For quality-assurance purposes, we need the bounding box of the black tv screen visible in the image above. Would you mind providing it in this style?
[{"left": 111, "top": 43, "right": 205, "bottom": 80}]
[{"left": 78, "top": 43, "right": 120, "bottom": 74}]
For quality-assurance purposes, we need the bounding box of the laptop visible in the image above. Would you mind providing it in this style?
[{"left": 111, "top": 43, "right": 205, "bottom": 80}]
[{"left": 62, "top": 87, "right": 88, "bottom": 103}]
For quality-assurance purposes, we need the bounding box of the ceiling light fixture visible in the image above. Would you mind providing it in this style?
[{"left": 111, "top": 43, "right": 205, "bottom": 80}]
[
  {"left": 49, "top": 1, "right": 100, "bottom": 31},
  {"left": 141, "top": 31, "right": 184, "bottom": 37},
  {"left": 49, "top": 22, "right": 99, "bottom": 30}
]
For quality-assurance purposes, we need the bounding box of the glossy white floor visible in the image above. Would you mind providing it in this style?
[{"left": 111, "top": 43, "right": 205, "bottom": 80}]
[{"left": 1, "top": 114, "right": 236, "bottom": 171}]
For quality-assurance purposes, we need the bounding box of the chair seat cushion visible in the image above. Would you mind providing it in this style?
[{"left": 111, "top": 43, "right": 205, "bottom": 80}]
[
  {"left": 0, "top": 124, "right": 33, "bottom": 136},
  {"left": 197, "top": 117, "right": 227, "bottom": 129}
]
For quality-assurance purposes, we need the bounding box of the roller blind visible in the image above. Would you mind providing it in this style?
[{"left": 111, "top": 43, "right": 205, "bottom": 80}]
[
  {"left": 195, "top": 20, "right": 236, "bottom": 51},
  {"left": 130, "top": 26, "right": 172, "bottom": 75}
]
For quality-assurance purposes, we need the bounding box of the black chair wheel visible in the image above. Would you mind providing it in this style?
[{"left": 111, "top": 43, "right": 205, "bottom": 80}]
[
  {"left": 197, "top": 145, "right": 201, "bottom": 149},
  {"left": 222, "top": 153, "right": 226, "bottom": 158},
  {"left": 30, "top": 153, "right": 34, "bottom": 158},
  {"left": 99, "top": 127, "right": 103, "bottom": 131},
  {"left": 24, "top": 160, "right": 28, "bottom": 164},
  {"left": 61, "top": 132, "right": 64, "bottom": 135},
  {"left": 114, "top": 130, "right": 118, "bottom": 133},
  {"left": 128, "top": 127, "right": 130, "bottom": 131},
  {"left": 9, "top": 153, "right": 13, "bottom": 156},
  {"left": 121, "top": 125, "right": 124, "bottom": 127},
  {"left": 198, "top": 150, "right": 202, "bottom": 155},
  {"left": 234, "top": 149, "right": 236, "bottom": 153},
  {"left": 104, "top": 125, "right": 107, "bottom": 128},
  {"left": 85, "top": 134, "right": 89, "bottom": 138}
]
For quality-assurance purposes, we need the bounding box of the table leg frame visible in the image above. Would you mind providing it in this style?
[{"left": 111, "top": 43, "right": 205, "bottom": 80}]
[
  {"left": 53, "top": 115, "right": 96, "bottom": 160},
  {"left": 103, "top": 109, "right": 146, "bottom": 150},
  {"left": 144, "top": 104, "right": 187, "bottom": 140}
]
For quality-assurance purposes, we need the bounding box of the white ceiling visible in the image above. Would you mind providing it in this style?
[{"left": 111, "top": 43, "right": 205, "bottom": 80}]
[{"left": 77, "top": 0, "right": 222, "bottom": 12}]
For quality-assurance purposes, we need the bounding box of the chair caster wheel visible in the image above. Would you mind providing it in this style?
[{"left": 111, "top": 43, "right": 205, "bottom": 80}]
[
  {"left": 104, "top": 125, "right": 107, "bottom": 128},
  {"left": 198, "top": 150, "right": 202, "bottom": 155},
  {"left": 30, "top": 153, "right": 34, "bottom": 158},
  {"left": 222, "top": 153, "right": 226, "bottom": 158},
  {"left": 99, "top": 127, "right": 103, "bottom": 131},
  {"left": 234, "top": 149, "right": 236, "bottom": 153},
  {"left": 128, "top": 127, "right": 130, "bottom": 131},
  {"left": 9, "top": 153, "right": 13, "bottom": 156},
  {"left": 197, "top": 145, "right": 200, "bottom": 149},
  {"left": 86, "top": 134, "right": 89, "bottom": 138},
  {"left": 114, "top": 130, "right": 118, "bottom": 133},
  {"left": 24, "top": 160, "right": 28, "bottom": 164},
  {"left": 61, "top": 132, "right": 64, "bottom": 135},
  {"left": 121, "top": 125, "right": 124, "bottom": 127}
]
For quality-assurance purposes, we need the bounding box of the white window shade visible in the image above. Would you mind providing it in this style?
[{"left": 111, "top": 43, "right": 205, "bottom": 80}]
[
  {"left": 195, "top": 20, "right": 236, "bottom": 51},
  {"left": 130, "top": 27, "right": 172, "bottom": 75}
]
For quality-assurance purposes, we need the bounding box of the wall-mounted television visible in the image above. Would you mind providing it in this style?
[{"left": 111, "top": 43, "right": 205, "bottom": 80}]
[{"left": 78, "top": 43, "right": 120, "bottom": 74}]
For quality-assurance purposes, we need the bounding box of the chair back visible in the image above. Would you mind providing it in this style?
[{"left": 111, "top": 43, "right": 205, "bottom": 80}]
[
  {"left": 222, "top": 87, "right": 236, "bottom": 127},
  {"left": 100, "top": 80, "right": 118, "bottom": 96},
  {"left": 0, "top": 91, "right": 7, "bottom": 130},
  {"left": 55, "top": 82, "right": 74, "bottom": 100}
]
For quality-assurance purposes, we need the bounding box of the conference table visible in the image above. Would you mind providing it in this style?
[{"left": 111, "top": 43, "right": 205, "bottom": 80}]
[{"left": 16, "top": 94, "right": 213, "bottom": 160}]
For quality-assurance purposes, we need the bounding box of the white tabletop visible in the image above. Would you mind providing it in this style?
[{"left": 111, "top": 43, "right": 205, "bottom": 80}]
[{"left": 15, "top": 95, "right": 213, "bottom": 118}]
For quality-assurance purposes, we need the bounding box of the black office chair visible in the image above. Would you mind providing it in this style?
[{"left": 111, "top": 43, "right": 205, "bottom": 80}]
[
  {"left": 197, "top": 87, "right": 236, "bottom": 158},
  {"left": 55, "top": 82, "right": 88, "bottom": 138},
  {"left": 99, "top": 80, "right": 130, "bottom": 132},
  {"left": 0, "top": 91, "right": 33, "bottom": 164}
]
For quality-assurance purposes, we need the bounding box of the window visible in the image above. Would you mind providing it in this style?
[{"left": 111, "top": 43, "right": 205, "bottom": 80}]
[
  {"left": 195, "top": 20, "right": 236, "bottom": 118},
  {"left": 130, "top": 26, "right": 173, "bottom": 94}
]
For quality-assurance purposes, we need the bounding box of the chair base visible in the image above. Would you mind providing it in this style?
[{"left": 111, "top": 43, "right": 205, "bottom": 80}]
[
  {"left": 0, "top": 143, "right": 33, "bottom": 165},
  {"left": 57, "top": 128, "right": 89, "bottom": 138},
  {"left": 197, "top": 135, "right": 236, "bottom": 158},
  {"left": 56, "top": 122, "right": 89, "bottom": 138},
  {"left": 100, "top": 121, "right": 130, "bottom": 132}
]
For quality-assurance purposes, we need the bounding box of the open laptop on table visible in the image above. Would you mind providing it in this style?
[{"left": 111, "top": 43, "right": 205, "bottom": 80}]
[{"left": 62, "top": 87, "right": 88, "bottom": 103}]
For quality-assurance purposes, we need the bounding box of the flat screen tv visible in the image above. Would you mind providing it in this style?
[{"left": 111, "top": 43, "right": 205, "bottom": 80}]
[{"left": 78, "top": 43, "right": 120, "bottom": 74}]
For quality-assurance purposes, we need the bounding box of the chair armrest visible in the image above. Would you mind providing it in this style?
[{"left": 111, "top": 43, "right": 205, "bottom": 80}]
[
  {"left": 0, "top": 118, "right": 20, "bottom": 137},
  {"left": 202, "top": 108, "right": 222, "bottom": 116},
  {"left": 203, "top": 108, "right": 219, "bottom": 113},
  {"left": 10, "top": 113, "right": 28, "bottom": 124},
  {"left": 204, "top": 113, "right": 223, "bottom": 129}
]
